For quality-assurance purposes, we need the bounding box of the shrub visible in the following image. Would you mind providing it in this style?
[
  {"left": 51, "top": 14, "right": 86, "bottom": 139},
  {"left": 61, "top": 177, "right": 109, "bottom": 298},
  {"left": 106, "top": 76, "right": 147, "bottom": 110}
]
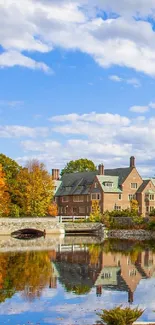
[
  {"left": 149, "top": 208, "right": 155, "bottom": 217},
  {"left": 147, "top": 220, "right": 155, "bottom": 230},
  {"left": 97, "top": 305, "right": 144, "bottom": 325}
]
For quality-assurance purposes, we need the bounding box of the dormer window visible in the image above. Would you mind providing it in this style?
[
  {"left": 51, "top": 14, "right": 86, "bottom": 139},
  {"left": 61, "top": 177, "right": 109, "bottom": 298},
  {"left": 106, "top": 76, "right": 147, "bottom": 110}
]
[
  {"left": 94, "top": 182, "right": 98, "bottom": 188},
  {"left": 103, "top": 182, "right": 113, "bottom": 187}
]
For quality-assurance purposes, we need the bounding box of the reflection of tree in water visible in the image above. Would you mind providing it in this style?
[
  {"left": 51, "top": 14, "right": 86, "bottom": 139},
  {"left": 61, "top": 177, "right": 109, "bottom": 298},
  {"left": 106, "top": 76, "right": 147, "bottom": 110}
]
[
  {"left": 0, "top": 251, "right": 52, "bottom": 302},
  {"left": 65, "top": 284, "right": 91, "bottom": 295}
]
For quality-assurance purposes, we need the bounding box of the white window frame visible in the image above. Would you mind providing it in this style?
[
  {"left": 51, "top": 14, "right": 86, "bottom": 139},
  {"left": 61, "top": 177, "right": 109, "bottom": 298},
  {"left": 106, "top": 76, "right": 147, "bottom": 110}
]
[
  {"left": 94, "top": 182, "right": 98, "bottom": 188},
  {"left": 91, "top": 193, "right": 101, "bottom": 200},
  {"left": 150, "top": 194, "right": 154, "bottom": 201},
  {"left": 128, "top": 194, "right": 136, "bottom": 201},
  {"left": 130, "top": 183, "right": 138, "bottom": 189},
  {"left": 104, "top": 182, "right": 113, "bottom": 187},
  {"left": 114, "top": 205, "right": 121, "bottom": 211}
]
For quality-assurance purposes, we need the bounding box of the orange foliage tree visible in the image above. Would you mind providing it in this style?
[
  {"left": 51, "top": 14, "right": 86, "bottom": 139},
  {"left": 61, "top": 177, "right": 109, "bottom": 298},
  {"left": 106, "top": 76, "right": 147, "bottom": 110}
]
[
  {"left": 14, "top": 160, "right": 54, "bottom": 217},
  {"left": 0, "top": 164, "right": 10, "bottom": 217},
  {"left": 48, "top": 202, "right": 58, "bottom": 217}
]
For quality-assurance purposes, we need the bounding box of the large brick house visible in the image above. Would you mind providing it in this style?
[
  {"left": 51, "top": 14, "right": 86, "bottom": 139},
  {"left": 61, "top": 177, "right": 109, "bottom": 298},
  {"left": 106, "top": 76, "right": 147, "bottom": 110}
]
[{"left": 53, "top": 157, "right": 155, "bottom": 217}]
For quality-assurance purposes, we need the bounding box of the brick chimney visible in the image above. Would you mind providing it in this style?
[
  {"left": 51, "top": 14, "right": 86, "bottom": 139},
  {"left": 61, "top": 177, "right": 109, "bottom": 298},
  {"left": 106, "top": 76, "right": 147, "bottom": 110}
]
[
  {"left": 98, "top": 164, "right": 104, "bottom": 175},
  {"left": 52, "top": 169, "right": 60, "bottom": 180},
  {"left": 130, "top": 156, "right": 135, "bottom": 168}
]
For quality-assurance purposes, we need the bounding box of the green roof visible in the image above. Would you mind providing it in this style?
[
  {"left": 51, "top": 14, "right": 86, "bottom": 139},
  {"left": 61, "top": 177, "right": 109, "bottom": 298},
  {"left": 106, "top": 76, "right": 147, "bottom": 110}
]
[
  {"left": 55, "top": 166, "right": 133, "bottom": 196},
  {"left": 104, "top": 167, "right": 132, "bottom": 185},
  {"left": 97, "top": 175, "right": 122, "bottom": 193},
  {"left": 55, "top": 171, "right": 98, "bottom": 196}
]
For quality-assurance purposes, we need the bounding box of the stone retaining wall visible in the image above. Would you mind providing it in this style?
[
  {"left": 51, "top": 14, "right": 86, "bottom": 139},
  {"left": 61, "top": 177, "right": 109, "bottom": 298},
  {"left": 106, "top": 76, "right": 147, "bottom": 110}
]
[
  {"left": 107, "top": 229, "right": 155, "bottom": 240},
  {"left": 64, "top": 222, "right": 104, "bottom": 233}
]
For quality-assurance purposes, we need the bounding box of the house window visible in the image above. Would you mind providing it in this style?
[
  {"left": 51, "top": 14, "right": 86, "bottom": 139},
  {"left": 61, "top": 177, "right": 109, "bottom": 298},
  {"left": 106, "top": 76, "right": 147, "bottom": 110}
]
[
  {"left": 94, "top": 182, "right": 98, "bottom": 188},
  {"left": 64, "top": 206, "right": 67, "bottom": 214},
  {"left": 73, "top": 195, "right": 84, "bottom": 202},
  {"left": 128, "top": 194, "right": 136, "bottom": 201},
  {"left": 150, "top": 206, "right": 155, "bottom": 212},
  {"left": 62, "top": 196, "right": 69, "bottom": 202},
  {"left": 129, "top": 269, "right": 137, "bottom": 276},
  {"left": 91, "top": 193, "right": 101, "bottom": 200},
  {"left": 101, "top": 272, "right": 112, "bottom": 279},
  {"left": 104, "top": 182, "right": 113, "bottom": 187},
  {"left": 146, "top": 206, "right": 149, "bottom": 212},
  {"left": 79, "top": 207, "right": 85, "bottom": 214},
  {"left": 59, "top": 207, "right": 63, "bottom": 214},
  {"left": 72, "top": 207, "right": 78, "bottom": 214},
  {"left": 114, "top": 205, "right": 121, "bottom": 211},
  {"left": 150, "top": 195, "right": 154, "bottom": 201},
  {"left": 118, "top": 194, "right": 122, "bottom": 200},
  {"left": 131, "top": 183, "right": 138, "bottom": 189}
]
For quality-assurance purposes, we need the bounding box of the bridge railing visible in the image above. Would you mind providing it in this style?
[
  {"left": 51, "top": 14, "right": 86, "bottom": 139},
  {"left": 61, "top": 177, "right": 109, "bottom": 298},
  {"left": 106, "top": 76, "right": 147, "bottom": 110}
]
[{"left": 56, "top": 215, "right": 89, "bottom": 223}]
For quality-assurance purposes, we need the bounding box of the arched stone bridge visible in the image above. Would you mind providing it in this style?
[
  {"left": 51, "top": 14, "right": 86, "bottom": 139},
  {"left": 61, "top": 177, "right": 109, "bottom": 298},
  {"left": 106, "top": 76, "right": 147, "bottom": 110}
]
[{"left": 0, "top": 218, "right": 65, "bottom": 236}]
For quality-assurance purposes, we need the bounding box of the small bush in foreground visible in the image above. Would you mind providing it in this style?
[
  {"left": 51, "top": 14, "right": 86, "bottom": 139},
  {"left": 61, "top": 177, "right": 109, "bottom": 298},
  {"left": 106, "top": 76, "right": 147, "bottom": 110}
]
[{"left": 97, "top": 305, "right": 144, "bottom": 325}]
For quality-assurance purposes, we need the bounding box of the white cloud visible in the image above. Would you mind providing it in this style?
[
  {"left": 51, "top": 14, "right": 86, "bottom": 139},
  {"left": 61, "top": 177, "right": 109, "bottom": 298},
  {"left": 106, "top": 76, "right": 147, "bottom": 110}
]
[
  {"left": 21, "top": 140, "right": 61, "bottom": 151},
  {"left": 126, "top": 78, "right": 141, "bottom": 88},
  {"left": 109, "top": 75, "right": 141, "bottom": 88},
  {"left": 1, "top": 0, "right": 155, "bottom": 75},
  {"left": 6, "top": 110, "right": 154, "bottom": 176},
  {"left": 0, "top": 51, "right": 51, "bottom": 73},
  {"left": 109, "top": 75, "right": 123, "bottom": 82},
  {"left": 0, "top": 126, "right": 49, "bottom": 138},
  {"left": 129, "top": 105, "right": 149, "bottom": 113},
  {"left": 129, "top": 101, "right": 155, "bottom": 113},
  {"left": 149, "top": 102, "right": 155, "bottom": 109},
  {"left": 0, "top": 100, "right": 24, "bottom": 107}
]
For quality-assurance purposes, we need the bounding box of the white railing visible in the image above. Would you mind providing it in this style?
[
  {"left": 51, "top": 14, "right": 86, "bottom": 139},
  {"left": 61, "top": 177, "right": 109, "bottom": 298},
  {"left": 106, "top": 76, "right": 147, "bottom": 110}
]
[{"left": 56, "top": 215, "right": 89, "bottom": 223}]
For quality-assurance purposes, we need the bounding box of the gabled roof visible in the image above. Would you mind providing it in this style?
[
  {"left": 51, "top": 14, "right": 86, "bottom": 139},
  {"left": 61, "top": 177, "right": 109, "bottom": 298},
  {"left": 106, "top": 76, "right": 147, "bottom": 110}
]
[
  {"left": 137, "top": 179, "right": 150, "bottom": 193},
  {"left": 55, "top": 166, "right": 134, "bottom": 196},
  {"left": 97, "top": 175, "right": 122, "bottom": 193},
  {"left": 55, "top": 171, "right": 98, "bottom": 196},
  {"left": 104, "top": 167, "right": 132, "bottom": 185}
]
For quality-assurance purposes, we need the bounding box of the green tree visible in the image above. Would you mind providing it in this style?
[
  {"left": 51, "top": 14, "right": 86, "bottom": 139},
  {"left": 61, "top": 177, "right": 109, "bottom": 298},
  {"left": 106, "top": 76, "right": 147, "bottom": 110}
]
[
  {"left": 14, "top": 160, "right": 54, "bottom": 217},
  {"left": 61, "top": 158, "right": 96, "bottom": 175},
  {"left": 97, "top": 306, "right": 144, "bottom": 325},
  {"left": 0, "top": 154, "right": 21, "bottom": 187}
]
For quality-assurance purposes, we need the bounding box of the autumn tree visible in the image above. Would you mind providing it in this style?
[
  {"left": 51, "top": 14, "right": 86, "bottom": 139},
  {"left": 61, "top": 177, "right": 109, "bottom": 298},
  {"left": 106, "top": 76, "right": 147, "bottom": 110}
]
[
  {"left": 0, "top": 164, "right": 10, "bottom": 217},
  {"left": 48, "top": 202, "right": 58, "bottom": 217},
  {"left": 14, "top": 160, "right": 54, "bottom": 217},
  {"left": 89, "top": 200, "right": 102, "bottom": 222},
  {"left": 130, "top": 199, "right": 139, "bottom": 215},
  {"left": 61, "top": 158, "right": 96, "bottom": 175},
  {"left": 0, "top": 154, "right": 21, "bottom": 216}
]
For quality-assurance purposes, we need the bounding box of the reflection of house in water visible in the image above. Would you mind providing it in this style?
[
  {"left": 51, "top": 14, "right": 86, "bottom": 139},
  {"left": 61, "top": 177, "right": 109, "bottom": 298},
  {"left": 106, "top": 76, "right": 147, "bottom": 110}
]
[
  {"left": 48, "top": 245, "right": 155, "bottom": 303},
  {"left": 52, "top": 245, "right": 102, "bottom": 294},
  {"left": 95, "top": 250, "right": 155, "bottom": 303}
]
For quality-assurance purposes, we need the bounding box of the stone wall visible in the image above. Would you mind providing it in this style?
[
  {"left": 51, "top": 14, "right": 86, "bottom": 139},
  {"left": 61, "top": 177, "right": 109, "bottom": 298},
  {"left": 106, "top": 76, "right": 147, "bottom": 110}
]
[
  {"left": 0, "top": 218, "right": 65, "bottom": 235},
  {"left": 64, "top": 222, "right": 105, "bottom": 233},
  {"left": 107, "top": 229, "right": 155, "bottom": 240}
]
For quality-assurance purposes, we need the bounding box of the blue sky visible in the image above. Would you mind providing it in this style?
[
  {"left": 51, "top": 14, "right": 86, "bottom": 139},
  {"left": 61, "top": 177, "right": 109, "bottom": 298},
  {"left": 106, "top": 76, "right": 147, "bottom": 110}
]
[{"left": 1, "top": 0, "right": 155, "bottom": 175}]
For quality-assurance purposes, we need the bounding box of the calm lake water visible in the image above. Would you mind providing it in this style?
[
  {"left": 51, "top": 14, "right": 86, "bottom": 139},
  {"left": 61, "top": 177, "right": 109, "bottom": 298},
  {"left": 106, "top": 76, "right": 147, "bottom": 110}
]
[{"left": 0, "top": 238, "right": 155, "bottom": 325}]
